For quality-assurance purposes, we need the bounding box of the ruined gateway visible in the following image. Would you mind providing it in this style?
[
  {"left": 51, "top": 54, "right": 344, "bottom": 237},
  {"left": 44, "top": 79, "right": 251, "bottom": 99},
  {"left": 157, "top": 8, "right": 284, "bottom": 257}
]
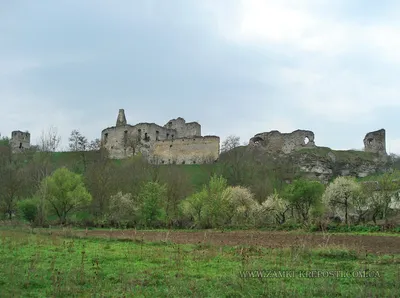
[
  {"left": 101, "top": 109, "right": 220, "bottom": 164},
  {"left": 247, "top": 128, "right": 389, "bottom": 182}
]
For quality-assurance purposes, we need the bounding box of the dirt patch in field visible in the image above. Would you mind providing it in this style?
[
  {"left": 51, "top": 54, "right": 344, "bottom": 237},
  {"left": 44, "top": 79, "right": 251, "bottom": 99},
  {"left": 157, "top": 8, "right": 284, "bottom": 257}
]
[{"left": 53, "top": 229, "right": 400, "bottom": 255}]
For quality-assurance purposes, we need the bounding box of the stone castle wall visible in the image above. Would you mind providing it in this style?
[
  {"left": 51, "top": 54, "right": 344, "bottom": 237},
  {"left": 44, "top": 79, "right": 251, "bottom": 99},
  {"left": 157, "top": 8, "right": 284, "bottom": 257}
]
[
  {"left": 151, "top": 136, "right": 220, "bottom": 164},
  {"left": 164, "top": 117, "right": 201, "bottom": 137},
  {"left": 363, "top": 129, "right": 386, "bottom": 156},
  {"left": 10, "top": 130, "right": 30, "bottom": 153},
  {"left": 101, "top": 109, "right": 219, "bottom": 164},
  {"left": 249, "top": 129, "right": 315, "bottom": 154}
]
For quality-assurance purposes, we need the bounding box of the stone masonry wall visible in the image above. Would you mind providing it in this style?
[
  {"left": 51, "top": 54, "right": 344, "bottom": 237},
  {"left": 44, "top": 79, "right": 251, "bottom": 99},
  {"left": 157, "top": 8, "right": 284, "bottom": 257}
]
[
  {"left": 249, "top": 129, "right": 315, "bottom": 154},
  {"left": 10, "top": 130, "right": 30, "bottom": 153},
  {"left": 164, "top": 117, "right": 201, "bottom": 137},
  {"left": 101, "top": 110, "right": 213, "bottom": 162},
  {"left": 151, "top": 136, "right": 220, "bottom": 164},
  {"left": 364, "top": 129, "right": 386, "bottom": 156},
  {"left": 101, "top": 123, "right": 177, "bottom": 159}
]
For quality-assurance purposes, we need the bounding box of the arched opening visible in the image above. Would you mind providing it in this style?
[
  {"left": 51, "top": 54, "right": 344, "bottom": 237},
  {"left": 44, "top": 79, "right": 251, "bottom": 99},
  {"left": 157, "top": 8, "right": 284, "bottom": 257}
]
[
  {"left": 304, "top": 136, "right": 309, "bottom": 145},
  {"left": 252, "top": 136, "right": 263, "bottom": 145}
]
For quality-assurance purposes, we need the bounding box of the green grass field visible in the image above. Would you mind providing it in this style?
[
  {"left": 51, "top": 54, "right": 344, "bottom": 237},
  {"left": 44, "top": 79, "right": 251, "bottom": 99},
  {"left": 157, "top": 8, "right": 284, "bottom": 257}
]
[{"left": 1, "top": 229, "right": 399, "bottom": 297}]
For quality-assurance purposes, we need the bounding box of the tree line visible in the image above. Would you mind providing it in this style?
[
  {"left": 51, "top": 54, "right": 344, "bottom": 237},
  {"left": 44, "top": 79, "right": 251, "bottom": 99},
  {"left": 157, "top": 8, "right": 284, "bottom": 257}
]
[{"left": 0, "top": 130, "right": 399, "bottom": 230}]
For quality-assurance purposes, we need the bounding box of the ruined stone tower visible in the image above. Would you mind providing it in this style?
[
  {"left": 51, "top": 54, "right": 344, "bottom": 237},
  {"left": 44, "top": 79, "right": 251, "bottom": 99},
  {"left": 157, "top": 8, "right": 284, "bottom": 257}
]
[
  {"left": 363, "top": 129, "right": 386, "bottom": 156},
  {"left": 10, "top": 130, "right": 30, "bottom": 153},
  {"left": 116, "top": 109, "right": 127, "bottom": 126}
]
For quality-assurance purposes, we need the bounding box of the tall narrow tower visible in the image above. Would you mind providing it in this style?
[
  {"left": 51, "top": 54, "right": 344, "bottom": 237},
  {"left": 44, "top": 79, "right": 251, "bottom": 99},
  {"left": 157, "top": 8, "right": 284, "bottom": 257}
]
[{"left": 116, "top": 109, "right": 127, "bottom": 126}]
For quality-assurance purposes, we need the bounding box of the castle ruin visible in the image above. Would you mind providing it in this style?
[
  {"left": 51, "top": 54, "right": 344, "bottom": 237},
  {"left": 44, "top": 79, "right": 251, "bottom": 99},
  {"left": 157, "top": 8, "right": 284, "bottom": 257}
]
[
  {"left": 248, "top": 128, "right": 387, "bottom": 157},
  {"left": 363, "top": 129, "right": 387, "bottom": 156},
  {"left": 101, "top": 109, "right": 220, "bottom": 164},
  {"left": 10, "top": 130, "right": 30, "bottom": 153},
  {"left": 249, "top": 129, "right": 315, "bottom": 154}
]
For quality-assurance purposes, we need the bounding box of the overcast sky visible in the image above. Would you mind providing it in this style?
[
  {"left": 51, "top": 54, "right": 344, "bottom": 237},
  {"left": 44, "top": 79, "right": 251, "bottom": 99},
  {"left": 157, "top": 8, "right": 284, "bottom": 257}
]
[{"left": 1, "top": 0, "right": 400, "bottom": 153}]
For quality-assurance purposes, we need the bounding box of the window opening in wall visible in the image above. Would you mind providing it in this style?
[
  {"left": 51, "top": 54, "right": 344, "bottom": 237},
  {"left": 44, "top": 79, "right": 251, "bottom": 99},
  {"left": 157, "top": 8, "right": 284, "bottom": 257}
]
[
  {"left": 162, "top": 160, "right": 165, "bottom": 164},
  {"left": 144, "top": 132, "right": 150, "bottom": 141},
  {"left": 192, "top": 160, "right": 196, "bottom": 164},
  {"left": 104, "top": 133, "right": 108, "bottom": 144},
  {"left": 182, "top": 161, "right": 185, "bottom": 164},
  {"left": 170, "top": 144, "right": 173, "bottom": 148},
  {"left": 156, "top": 130, "right": 159, "bottom": 141},
  {"left": 368, "top": 138, "right": 373, "bottom": 145},
  {"left": 137, "top": 129, "right": 142, "bottom": 141},
  {"left": 171, "top": 134, "right": 174, "bottom": 139},
  {"left": 166, "top": 133, "right": 169, "bottom": 139},
  {"left": 304, "top": 137, "right": 309, "bottom": 145},
  {"left": 19, "top": 143, "right": 22, "bottom": 149},
  {"left": 124, "top": 130, "right": 128, "bottom": 147}
]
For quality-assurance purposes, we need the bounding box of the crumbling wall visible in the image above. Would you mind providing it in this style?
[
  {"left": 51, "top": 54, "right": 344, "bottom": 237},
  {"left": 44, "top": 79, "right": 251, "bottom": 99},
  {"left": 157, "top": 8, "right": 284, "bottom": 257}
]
[
  {"left": 10, "top": 130, "right": 30, "bottom": 153},
  {"left": 116, "top": 109, "right": 127, "bottom": 126},
  {"left": 249, "top": 129, "right": 315, "bottom": 154},
  {"left": 101, "top": 123, "right": 178, "bottom": 159},
  {"left": 101, "top": 109, "right": 213, "bottom": 161},
  {"left": 151, "top": 136, "right": 220, "bottom": 165},
  {"left": 364, "top": 129, "right": 386, "bottom": 156},
  {"left": 164, "top": 117, "right": 201, "bottom": 138},
  {"left": 101, "top": 125, "right": 134, "bottom": 159}
]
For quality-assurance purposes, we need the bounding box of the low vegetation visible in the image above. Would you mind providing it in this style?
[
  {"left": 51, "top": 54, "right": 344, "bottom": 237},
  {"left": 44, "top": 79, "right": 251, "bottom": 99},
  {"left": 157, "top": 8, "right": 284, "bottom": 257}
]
[
  {"left": 0, "top": 229, "right": 399, "bottom": 297},
  {"left": 0, "top": 132, "right": 399, "bottom": 231},
  {"left": 1, "top": 131, "right": 400, "bottom": 296}
]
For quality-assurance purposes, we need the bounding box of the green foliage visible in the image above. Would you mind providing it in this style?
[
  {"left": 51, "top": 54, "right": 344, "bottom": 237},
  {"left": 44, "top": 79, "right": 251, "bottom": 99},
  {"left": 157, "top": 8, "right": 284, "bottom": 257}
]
[
  {"left": 283, "top": 179, "right": 325, "bottom": 223},
  {"left": 17, "top": 198, "right": 38, "bottom": 222},
  {"left": 181, "top": 175, "right": 231, "bottom": 228},
  {"left": 40, "top": 167, "right": 92, "bottom": 224},
  {"left": 137, "top": 181, "right": 167, "bottom": 227},
  {"left": 0, "top": 136, "right": 10, "bottom": 146},
  {"left": 0, "top": 229, "right": 399, "bottom": 297}
]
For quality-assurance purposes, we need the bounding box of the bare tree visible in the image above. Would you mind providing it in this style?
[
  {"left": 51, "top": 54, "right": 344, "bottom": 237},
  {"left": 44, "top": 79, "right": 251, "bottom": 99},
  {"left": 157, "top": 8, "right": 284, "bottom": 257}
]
[
  {"left": 37, "top": 126, "right": 61, "bottom": 152},
  {"left": 221, "top": 135, "right": 241, "bottom": 153},
  {"left": 88, "top": 138, "right": 101, "bottom": 151},
  {"left": 68, "top": 129, "right": 88, "bottom": 151},
  {"left": 0, "top": 152, "right": 25, "bottom": 219}
]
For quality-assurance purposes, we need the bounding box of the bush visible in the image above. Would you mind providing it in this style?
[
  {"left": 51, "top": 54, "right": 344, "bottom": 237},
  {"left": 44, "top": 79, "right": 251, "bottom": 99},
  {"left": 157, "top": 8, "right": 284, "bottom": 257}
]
[
  {"left": 17, "top": 198, "right": 38, "bottom": 223},
  {"left": 108, "top": 192, "right": 137, "bottom": 228},
  {"left": 180, "top": 175, "right": 231, "bottom": 228},
  {"left": 224, "top": 186, "right": 259, "bottom": 227},
  {"left": 137, "top": 181, "right": 167, "bottom": 228}
]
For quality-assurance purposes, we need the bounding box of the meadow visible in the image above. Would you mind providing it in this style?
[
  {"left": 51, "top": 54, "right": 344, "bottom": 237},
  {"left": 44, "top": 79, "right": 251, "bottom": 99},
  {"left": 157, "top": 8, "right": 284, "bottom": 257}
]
[{"left": 0, "top": 227, "right": 399, "bottom": 297}]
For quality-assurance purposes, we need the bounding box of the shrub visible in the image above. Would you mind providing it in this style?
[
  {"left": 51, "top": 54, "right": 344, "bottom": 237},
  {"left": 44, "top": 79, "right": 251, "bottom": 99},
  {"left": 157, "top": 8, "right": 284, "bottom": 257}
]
[
  {"left": 17, "top": 198, "right": 38, "bottom": 223},
  {"left": 137, "top": 181, "right": 167, "bottom": 228}
]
